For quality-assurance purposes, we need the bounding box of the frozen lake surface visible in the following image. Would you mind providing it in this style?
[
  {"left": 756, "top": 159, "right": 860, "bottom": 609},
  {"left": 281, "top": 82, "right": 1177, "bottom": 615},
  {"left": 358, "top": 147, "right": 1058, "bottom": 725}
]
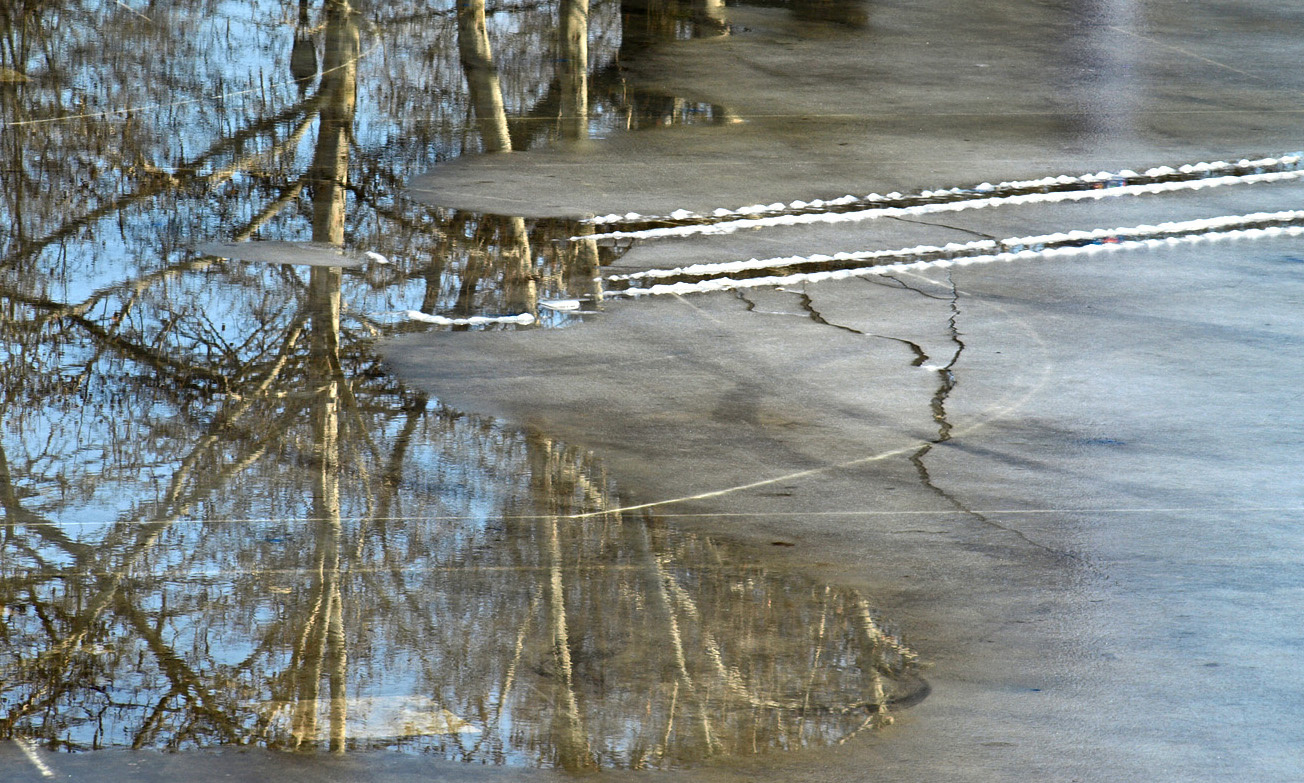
[{"left": 4, "top": 0, "right": 1303, "bottom": 781}]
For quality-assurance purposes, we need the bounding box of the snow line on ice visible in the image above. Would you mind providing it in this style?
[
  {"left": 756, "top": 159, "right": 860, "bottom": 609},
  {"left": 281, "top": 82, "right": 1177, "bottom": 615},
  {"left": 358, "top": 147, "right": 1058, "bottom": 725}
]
[
  {"left": 605, "top": 217, "right": 1304, "bottom": 297},
  {"left": 581, "top": 153, "right": 1301, "bottom": 228},
  {"left": 608, "top": 240, "right": 998, "bottom": 281},
  {"left": 571, "top": 211, "right": 1302, "bottom": 518},
  {"left": 582, "top": 170, "right": 1304, "bottom": 243},
  {"left": 607, "top": 210, "right": 1304, "bottom": 282},
  {"left": 575, "top": 160, "right": 1304, "bottom": 243},
  {"left": 403, "top": 310, "right": 536, "bottom": 326}
]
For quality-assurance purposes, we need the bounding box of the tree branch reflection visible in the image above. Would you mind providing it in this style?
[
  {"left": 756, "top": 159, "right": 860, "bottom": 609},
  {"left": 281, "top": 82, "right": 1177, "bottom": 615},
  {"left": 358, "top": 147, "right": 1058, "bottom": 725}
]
[{"left": 2, "top": 0, "right": 918, "bottom": 768}]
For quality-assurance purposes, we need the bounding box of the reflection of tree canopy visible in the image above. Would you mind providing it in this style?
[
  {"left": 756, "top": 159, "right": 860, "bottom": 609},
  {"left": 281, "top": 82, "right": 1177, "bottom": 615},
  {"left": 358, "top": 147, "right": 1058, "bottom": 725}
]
[{"left": 1, "top": 0, "right": 919, "bottom": 771}]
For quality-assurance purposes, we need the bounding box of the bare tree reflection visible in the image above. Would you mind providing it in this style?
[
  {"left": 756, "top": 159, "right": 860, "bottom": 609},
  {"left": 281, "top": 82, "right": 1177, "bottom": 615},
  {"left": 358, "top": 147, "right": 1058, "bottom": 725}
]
[
  {"left": 1, "top": 0, "right": 921, "bottom": 768},
  {"left": 292, "top": 1, "right": 354, "bottom": 751},
  {"left": 2, "top": 431, "right": 925, "bottom": 765},
  {"left": 452, "top": 0, "right": 537, "bottom": 316}
]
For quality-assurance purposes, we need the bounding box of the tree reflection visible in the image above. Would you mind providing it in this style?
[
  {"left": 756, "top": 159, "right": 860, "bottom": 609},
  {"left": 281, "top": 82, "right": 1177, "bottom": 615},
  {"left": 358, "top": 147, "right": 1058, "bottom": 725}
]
[
  {"left": 558, "top": 0, "right": 591, "bottom": 142},
  {"left": 2, "top": 395, "right": 926, "bottom": 766},
  {"left": 457, "top": 0, "right": 514, "bottom": 154},
  {"left": 1, "top": 0, "right": 921, "bottom": 769}
]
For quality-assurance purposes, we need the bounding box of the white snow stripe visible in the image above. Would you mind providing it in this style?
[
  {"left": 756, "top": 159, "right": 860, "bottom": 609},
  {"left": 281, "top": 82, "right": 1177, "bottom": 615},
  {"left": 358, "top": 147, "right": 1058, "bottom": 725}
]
[
  {"left": 582, "top": 153, "right": 1303, "bottom": 227},
  {"left": 608, "top": 210, "right": 1304, "bottom": 282},
  {"left": 580, "top": 169, "right": 1304, "bottom": 242},
  {"left": 606, "top": 219, "right": 1304, "bottom": 297},
  {"left": 404, "top": 310, "right": 536, "bottom": 326}
]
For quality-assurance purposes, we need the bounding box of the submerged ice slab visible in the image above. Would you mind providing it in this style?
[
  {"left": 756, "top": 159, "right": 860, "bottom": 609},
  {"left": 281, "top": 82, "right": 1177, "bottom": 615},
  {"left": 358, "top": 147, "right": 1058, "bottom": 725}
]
[{"left": 196, "top": 240, "right": 369, "bottom": 268}]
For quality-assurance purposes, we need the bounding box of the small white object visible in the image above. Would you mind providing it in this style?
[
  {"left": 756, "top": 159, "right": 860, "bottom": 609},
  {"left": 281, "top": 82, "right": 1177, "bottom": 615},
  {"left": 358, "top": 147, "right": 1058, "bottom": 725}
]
[{"left": 405, "top": 311, "right": 536, "bottom": 326}]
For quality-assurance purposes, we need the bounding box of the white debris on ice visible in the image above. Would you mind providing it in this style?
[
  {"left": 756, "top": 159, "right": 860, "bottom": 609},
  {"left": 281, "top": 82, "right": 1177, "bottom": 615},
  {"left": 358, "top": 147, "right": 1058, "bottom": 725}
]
[
  {"left": 540, "top": 299, "right": 584, "bottom": 311},
  {"left": 404, "top": 311, "right": 536, "bottom": 326}
]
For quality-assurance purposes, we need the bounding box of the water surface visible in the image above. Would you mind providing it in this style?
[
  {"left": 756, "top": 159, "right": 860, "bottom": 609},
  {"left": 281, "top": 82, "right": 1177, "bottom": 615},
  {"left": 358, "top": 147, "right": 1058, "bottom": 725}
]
[{"left": 0, "top": 0, "right": 922, "bottom": 769}]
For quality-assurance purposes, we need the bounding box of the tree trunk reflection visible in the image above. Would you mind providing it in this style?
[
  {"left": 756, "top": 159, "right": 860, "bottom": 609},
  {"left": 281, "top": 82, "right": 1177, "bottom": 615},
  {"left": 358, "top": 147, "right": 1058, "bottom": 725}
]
[
  {"left": 296, "top": 0, "right": 354, "bottom": 752},
  {"left": 558, "top": 0, "right": 590, "bottom": 142},
  {"left": 457, "top": 0, "right": 513, "bottom": 154}
]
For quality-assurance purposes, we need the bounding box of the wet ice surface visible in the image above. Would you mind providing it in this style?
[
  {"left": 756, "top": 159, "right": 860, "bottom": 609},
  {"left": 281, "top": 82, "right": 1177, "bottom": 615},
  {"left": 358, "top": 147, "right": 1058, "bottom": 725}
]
[
  {"left": 388, "top": 5, "right": 1304, "bottom": 774},
  {"left": 388, "top": 204, "right": 1304, "bottom": 783},
  {"left": 6, "top": 0, "right": 1304, "bottom": 781}
]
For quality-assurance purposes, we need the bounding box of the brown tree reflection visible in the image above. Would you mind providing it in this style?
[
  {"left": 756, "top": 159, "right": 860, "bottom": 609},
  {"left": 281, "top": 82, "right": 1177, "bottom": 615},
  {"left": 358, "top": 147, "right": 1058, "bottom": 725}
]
[
  {"left": 2, "top": 435, "right": 925, "bottom": 768},
  {"left": 558, "top": 0, "right": 591, "bottom": 142},
  {"left": 296, "top": 5, "right": 357, "bottom": 753}
]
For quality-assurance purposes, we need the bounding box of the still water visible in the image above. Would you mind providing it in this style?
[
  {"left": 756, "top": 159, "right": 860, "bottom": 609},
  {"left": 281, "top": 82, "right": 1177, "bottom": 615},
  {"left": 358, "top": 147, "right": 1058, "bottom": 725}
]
[{"left": 0, "top": 0, "right": 922, "bottom": 769}]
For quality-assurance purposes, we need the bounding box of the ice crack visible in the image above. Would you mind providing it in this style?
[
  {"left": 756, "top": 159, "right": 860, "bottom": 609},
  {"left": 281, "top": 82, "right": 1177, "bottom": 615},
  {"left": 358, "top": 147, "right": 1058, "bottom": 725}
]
[{"left": 907, "top": 274, "right": 1081, "bottom": 562}]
